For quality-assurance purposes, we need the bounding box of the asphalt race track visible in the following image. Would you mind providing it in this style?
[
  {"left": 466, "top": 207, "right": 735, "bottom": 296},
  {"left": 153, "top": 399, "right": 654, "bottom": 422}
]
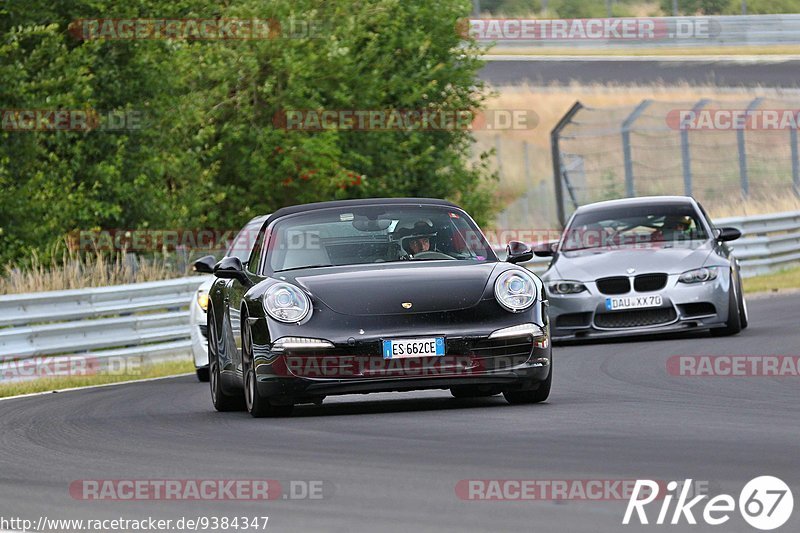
[
  {"left": 0, "top": 294, "right": 797, "bottom": 533},
  {"left": 480, "top": 58, "right": 800, "bottom": 87}
]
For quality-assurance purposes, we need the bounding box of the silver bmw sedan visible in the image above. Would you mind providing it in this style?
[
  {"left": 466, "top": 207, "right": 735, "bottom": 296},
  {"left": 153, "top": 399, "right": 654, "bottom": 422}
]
[{"left": 537, "top": 196, "right": 748, "bottom": 341}]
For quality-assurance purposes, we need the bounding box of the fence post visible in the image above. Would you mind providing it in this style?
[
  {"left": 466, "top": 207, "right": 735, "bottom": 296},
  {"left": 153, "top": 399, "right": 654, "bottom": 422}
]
[
  {"left": 790, "top": 125, "right": 800, "bottom": 197},
  {"left": 494, "top": 134, "right": 503, "bottom": 181},
  {"left": 681, "top": 98, "right": 710, "bottom": 197},
  {"left": 621, "top": 99, "right": 652, "bottom": 197},
  {"left": 738, "top": 97, "right": 763, "bottom": 198},
  {"left": 551, "top": 101, "right": 583, "bottom": 227}
]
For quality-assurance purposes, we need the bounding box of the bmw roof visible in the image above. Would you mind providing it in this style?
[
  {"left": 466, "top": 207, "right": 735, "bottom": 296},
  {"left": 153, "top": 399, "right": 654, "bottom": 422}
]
[{"left": 574, "top": 196, "right": 697, "bottom": 214}]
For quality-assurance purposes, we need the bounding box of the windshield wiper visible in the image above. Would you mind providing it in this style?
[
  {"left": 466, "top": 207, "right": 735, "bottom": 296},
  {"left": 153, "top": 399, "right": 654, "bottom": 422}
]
[{"left": 275, "top": 264, "right": 334, "bottom": 272}]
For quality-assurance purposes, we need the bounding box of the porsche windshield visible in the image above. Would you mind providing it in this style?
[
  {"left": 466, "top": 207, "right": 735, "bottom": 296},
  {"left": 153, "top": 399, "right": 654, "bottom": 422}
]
[
  {"left": 562, "top": 204, "right": 709, "bottom": 252},
  {"left": 268, "top": 205, "right": 495, "bottom": 271}
]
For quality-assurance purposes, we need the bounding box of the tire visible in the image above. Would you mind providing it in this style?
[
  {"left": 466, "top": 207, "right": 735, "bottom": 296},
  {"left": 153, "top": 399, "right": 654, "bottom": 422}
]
[
  {"left": 241, "top": 319, "right": 293, "bottom": 418},
  {"left": 195, "top": 367, "right": 210, "bottom": 382},
  {"left": 245, "top": 367, "right": 294, "bottom": 418},
  {"left": 450, "top": 385, "right": 501, "bottom": 398},
  {"left": 737, "top": 274, "right": 749, "bottom": 330},
  {"left": 711, "top": 272, "right": 742, "bottom": 337},
  {"left": 208, "top": 307, "right": 245, "bottom": 412},
  {"left": 503, "top": 362, "right": 552, "bottom": 405}
]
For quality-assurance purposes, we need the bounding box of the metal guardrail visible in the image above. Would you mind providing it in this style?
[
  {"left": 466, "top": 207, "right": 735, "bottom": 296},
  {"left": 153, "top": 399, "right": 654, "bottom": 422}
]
[
  {"left": 494, "top": 210, "right": 800, "bottom": 278},
  {"left": 717, "top": 211, "right": 800, "bottom": 277},
  {"left": 1, "top": 211, "right": 798, "bottom": 378},
  {"left": 0, "top": 277, "right": 207, "bottom": 376}
]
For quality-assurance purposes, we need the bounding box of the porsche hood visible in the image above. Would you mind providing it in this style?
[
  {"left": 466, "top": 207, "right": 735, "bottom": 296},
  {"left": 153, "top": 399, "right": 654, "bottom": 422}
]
[{"left": 287, "top": 262, "right": 498, "bottom": 316}]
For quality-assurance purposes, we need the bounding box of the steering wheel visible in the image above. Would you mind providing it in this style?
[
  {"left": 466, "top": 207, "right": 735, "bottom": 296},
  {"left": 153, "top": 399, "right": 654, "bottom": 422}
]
[{"left": 411, "top": 251, "right": 454, "bottom": 260}]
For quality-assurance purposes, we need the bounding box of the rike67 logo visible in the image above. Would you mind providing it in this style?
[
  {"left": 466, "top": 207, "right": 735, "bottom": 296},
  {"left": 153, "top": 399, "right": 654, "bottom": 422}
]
[{"left": 623, "top": 476, "right": 793, "bottom": 530}]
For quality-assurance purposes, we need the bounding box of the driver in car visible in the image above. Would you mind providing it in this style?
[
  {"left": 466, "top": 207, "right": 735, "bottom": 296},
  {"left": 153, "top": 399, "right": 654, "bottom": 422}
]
[
  {"left": 395, "top": 220, "right": 437, "bottom": 258},
  {"left": 407, "top": 235, "right": 431, "bottom": 255}
]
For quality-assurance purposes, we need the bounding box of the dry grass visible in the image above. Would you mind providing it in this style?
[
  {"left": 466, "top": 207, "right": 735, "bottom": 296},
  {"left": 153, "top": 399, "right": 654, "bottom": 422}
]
[
  {"left": 481, "top": 83, "right": 800, "bottom": 228},
  {"left": 744, "top": 266, "right": 800, "bottom": 294},
  {"left": 0, "top": 358, "right": 194, "bottom": 399},
  {"left": 0, "top": 245, "right": 189, "bottom": 295}
]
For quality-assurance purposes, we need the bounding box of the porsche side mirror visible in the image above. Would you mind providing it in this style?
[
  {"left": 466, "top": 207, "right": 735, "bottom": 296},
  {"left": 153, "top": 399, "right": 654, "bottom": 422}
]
[
  {"left": 506, "top": 241, "right": 534, "bottom": 264},
  {"left": 716, "top": 227, "right": 742, "bottom": 242},
  {"left": 213, "top": 256, "right": 252, "bottom": 286},
  {"left": 533, "top": 241, "right": 557, "bottom": 257},
  {"left": 193, "top": 254, "right": 216, "bottom": 274}
]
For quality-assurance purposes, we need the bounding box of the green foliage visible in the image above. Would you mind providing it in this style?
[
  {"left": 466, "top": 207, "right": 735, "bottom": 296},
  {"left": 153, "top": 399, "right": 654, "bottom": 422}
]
[
  {"left": 724, "top": 0, "right": 800, "bottom": 14},
  {"left": 0, "top": 0, "right": 497, "bottom": 267}
]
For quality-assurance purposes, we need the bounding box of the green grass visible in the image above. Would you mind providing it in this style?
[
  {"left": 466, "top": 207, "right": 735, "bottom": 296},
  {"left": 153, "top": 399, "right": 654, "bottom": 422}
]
[
  {"left": 0, "top": 358, "right": 195, "bottom": 399},
  {"left": 743, "top": 266, "right": 800, "bottom": 294}
]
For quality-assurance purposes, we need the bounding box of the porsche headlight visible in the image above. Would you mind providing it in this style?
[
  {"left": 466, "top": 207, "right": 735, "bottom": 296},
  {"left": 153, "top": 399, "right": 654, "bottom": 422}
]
[
  {"left": 548, "top": 280, "right": 587, "bottom": 294},
  {"left": 196, "top": 290, "right": 209, "bottom": 312},
  {"left": 263, "top": 283, "right": 311, "bottom": 323},
  {"left": 495, "top": 270, "right": 537, "bottom": 312},
  {"left": 678, "top": 267, "right": 718, "bottom": 284}
]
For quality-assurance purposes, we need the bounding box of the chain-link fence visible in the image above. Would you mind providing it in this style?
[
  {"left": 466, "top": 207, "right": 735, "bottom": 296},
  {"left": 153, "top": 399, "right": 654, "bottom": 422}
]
[{"left": 542, "top": 98, "right": 800, "bottom": 225}]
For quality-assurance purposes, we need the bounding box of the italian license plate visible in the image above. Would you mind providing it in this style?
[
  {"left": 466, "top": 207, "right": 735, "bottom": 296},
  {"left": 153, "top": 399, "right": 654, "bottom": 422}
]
[
  {"left": 382, "top": 337, "right": 445, "bottom": 359},
  {"left": 605, "top": 295, "right": 663, "bottom": 311}
]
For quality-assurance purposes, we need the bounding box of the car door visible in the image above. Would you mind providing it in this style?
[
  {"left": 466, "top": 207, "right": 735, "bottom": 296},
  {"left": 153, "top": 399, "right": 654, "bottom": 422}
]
[{"left": 228, "top": 220, "right": 267, "bottom": 378}]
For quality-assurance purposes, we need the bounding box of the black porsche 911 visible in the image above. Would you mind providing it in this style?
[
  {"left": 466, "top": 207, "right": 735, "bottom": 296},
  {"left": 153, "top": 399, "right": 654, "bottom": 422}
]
[{"left": 207, "top": 198, "right": 551, "bottom": 417}]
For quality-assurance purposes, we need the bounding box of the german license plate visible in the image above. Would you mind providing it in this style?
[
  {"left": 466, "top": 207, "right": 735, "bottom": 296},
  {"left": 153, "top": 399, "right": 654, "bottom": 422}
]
[
  {"left": 605, "top": 295, "right": 663, "bottom": 311},
  {"left": 382, "top": 337, "right": 445, "bottom": 359}
]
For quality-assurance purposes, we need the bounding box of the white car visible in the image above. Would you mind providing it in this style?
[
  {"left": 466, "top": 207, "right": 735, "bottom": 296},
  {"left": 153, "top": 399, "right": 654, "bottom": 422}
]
[{"left": 190, "top": 215, "right": 268, "bottom": 381}]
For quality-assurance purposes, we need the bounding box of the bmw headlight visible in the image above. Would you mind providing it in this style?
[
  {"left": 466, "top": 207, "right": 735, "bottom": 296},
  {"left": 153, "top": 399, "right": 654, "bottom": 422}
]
[
  {"left": 495, "top": 270, "right": 538, "bottom": 312},
  {"left": 548, "top": 280, "right": 587, "bottom": 295},
  {"left": 263, "top": 283, "right": 311, "bottom": 323},
  {"left": 678, "top": 267, "right": 718, "bottom": 284}
]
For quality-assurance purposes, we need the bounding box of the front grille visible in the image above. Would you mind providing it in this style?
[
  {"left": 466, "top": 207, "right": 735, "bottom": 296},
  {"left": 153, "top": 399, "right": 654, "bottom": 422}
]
[
  {"left": 283, "top": 336, "right": 534, "bottom": 379},
  {"left": 556, "top": 312, "right": 592, "bottom": 329},
  {"left": 469, "top": 337, "right": 533, "bottom": 359},
  {"left": 594, "top": 307, "right": 677, "bottom": 329},
  {"left": 198, "top": 324, "right": 208, "bottom": 339},
  {"left": 678, "top": 302, "right": 717, "bottom": 317},
  {"left": 596, "top": 276, "right": 630, "bottom": 295},
  {"left": 634, "top": 273, "right": 668, "bottom": 292}
]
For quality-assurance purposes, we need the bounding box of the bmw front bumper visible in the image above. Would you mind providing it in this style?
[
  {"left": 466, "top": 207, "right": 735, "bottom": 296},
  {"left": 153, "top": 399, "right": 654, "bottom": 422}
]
[{"left": 547, "top": 272, "right": 734, "bottom": 340}]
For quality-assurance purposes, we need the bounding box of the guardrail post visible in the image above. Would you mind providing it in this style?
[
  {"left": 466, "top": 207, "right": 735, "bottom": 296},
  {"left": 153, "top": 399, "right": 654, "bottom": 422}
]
[
  {"left": 790, "top": 125, "right": 800, "bottom": 197},
  {"left": 621, "top": 99, "right": 652, "bottom": 198},
  {"left": 738, "top": 97, "right": 763, "bottom": 198},
  {"left": 681, "top": 99, "right": 710, "bottom": 197},
  {"left": 551, "top": 101, "right": 583, "bottom": 227}
]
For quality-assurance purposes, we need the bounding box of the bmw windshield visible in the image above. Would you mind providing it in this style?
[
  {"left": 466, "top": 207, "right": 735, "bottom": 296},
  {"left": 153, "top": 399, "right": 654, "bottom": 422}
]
[{"left": 561, "top": 204, "right": 709, "bottom": 252}]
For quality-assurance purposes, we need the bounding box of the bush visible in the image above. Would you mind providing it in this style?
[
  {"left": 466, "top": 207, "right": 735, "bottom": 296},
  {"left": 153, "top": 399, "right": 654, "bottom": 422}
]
[{"left": 0, "top": 0, "right": 497, "bottom": 269}]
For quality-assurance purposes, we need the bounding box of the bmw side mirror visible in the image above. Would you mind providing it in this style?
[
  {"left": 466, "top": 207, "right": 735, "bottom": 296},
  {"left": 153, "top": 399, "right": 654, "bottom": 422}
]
[
  {"left": 213, "top": 256, "right": 252, "bottom": 286},
  {"left": 193, "top": 254, "right": 216, "bottom": 274},
  {"left": 506, "top": 241, "right": 534, "bottom": 264},
  {"left": 533, "top": 241, "right": 557, "bottom": 257},
  {"left": 716, "top": 227, "right": 742, "bottom": 242}
]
